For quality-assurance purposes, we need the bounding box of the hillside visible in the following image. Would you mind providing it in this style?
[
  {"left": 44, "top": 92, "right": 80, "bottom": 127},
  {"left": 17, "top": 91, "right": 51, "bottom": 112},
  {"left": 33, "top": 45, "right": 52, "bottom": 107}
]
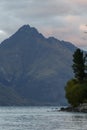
[{"left": 0, "top": 25, "right": 76, "bottom": 105}]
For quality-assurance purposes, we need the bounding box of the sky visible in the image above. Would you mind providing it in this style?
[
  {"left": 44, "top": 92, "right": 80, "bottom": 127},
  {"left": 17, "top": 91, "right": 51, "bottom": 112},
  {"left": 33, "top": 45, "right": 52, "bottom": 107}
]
[{"left": 0, "top": 0, "right": 87, "bottom": 50}]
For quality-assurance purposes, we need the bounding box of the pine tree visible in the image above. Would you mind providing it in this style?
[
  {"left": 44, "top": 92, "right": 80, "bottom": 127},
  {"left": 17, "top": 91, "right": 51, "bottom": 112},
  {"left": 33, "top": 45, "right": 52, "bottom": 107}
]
[{"left": 72, "top": 48, "right": 85, "bottom": 82}]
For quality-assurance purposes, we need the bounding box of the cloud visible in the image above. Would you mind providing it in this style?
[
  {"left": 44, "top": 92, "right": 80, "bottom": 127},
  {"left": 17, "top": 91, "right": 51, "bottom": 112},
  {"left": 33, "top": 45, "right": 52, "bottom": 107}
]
[
  {"left": 0, "top": 0, "right": 87, "bottom": 50},
  {"left": 80, "top": 24, "right": 87, "bottom": 32},
  {"left": 0, "top": 30, "right": 8, "bottom": 41},
  {"left": 71, "top": 0, "right": 87, "bottom": 5}
]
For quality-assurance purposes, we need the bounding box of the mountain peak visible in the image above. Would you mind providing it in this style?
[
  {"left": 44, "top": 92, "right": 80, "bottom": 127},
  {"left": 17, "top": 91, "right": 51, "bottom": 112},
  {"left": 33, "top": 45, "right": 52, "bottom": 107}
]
[
  {"left": 18, "top": 24, "right": 38, "bottom": 34},
  {"left": 18, "top": 24, "right": 31, "bottom": 31},
  {"left": 16, "top": 24, "right": 45, "bottom": 39}
]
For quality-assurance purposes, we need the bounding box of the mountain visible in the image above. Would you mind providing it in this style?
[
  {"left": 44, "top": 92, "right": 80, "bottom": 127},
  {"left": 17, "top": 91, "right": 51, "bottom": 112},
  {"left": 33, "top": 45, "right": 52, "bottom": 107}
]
[{"left": 0, "top": 25, "right": 76, "bottom": 106}]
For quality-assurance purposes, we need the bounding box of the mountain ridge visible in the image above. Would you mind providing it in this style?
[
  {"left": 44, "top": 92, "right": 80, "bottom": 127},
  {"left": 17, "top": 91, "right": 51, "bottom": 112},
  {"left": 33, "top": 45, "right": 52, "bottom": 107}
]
[
  {"left": 0, "top": 24, "right": 77, "bottom": 105},
  {"left": 1, "top": 25, "right": 76, "bottom": 50}
]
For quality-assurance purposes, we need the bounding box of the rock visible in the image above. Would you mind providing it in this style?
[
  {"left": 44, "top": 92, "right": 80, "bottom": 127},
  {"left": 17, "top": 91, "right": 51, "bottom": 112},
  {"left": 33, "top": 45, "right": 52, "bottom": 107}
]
[{"left": 60, "top": 103, "right": 87, "bottom": 113}]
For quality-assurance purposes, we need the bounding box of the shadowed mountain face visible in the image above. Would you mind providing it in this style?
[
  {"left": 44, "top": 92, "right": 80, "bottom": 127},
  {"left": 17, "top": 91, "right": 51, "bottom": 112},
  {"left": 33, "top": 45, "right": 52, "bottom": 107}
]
[{"left": 0, "top": 25, "right": 76, "bottom": 105}]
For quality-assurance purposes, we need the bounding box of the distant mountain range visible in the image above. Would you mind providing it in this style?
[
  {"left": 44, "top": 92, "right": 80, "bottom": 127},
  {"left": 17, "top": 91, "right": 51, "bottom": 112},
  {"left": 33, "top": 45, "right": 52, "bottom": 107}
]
[{"left": 0, "top": 25, "right": 77, "bottom": 106}]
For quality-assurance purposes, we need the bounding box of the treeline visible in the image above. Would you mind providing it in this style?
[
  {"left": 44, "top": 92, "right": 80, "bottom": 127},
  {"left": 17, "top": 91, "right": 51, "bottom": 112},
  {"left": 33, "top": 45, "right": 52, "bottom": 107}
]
[{"left": 65, "top": 49, "right": 87, "bottom": 107}]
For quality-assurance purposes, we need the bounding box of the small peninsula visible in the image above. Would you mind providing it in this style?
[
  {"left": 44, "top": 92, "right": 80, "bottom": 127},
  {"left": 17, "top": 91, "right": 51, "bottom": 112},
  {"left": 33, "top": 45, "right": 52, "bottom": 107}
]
[{"left": 62, "top": 48, "right": 87, "bottom": 112}]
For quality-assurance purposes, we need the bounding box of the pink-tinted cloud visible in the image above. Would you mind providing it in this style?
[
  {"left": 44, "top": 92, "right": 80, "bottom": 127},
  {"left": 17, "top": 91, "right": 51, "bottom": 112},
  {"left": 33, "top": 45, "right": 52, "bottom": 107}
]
[{"left": 71, "top": 0, "right": 87, "bottom": 5}]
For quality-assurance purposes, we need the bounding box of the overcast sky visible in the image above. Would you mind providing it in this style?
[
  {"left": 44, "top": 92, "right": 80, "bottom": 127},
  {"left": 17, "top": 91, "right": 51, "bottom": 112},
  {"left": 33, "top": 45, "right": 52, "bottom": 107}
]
[{"left": 0, "top": 0, "right": 87, "bottom": 50}]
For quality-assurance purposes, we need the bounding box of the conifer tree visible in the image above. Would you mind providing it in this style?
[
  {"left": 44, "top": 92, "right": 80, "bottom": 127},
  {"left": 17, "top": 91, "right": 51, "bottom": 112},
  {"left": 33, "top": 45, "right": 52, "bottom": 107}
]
[{"left": 72, "top": 48, "right": 85, "bottom": 82}]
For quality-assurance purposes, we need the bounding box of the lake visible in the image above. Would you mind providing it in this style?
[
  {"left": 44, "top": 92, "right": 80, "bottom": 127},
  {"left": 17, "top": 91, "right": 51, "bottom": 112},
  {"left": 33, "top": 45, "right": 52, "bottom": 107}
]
[{"left": 0, "top": 106, "right": 87, "bottom": 130}]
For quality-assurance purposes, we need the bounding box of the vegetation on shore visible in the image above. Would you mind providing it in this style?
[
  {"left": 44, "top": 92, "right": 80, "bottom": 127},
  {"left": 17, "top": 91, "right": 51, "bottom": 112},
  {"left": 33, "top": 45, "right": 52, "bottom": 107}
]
[{"left": 65, "top": 49, "right": 87, "bottom": 107}]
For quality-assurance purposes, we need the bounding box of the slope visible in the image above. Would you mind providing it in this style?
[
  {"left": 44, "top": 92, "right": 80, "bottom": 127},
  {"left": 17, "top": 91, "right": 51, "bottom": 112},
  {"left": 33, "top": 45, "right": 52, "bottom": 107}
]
[{"left": 0, "top": 25, "right": 76, "bottom": 105}]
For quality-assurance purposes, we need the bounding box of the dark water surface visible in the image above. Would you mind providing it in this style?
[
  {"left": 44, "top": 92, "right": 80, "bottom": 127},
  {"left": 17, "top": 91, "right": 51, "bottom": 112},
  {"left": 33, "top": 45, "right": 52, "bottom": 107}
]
[{"left": 0, "top": 106, "right": 87, "bottom": 130}]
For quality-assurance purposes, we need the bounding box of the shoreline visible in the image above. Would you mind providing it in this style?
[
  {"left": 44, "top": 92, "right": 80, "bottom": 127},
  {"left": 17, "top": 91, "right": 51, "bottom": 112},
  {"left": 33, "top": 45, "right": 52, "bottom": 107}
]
[{"left": 60, "top": 105, "right": 87, "bottom": 113}]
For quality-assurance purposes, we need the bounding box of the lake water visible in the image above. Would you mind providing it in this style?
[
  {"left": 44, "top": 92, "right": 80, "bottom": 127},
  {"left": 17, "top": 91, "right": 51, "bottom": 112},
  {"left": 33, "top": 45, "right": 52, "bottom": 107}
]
[{"left": 0, "top": 106, "right": 87, "bottom": 130}]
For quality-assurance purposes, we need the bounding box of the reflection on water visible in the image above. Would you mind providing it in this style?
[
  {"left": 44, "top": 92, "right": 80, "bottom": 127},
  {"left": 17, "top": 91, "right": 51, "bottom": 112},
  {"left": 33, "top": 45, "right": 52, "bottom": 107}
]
[
  {"left": 0, "top": 107, "right": 87, "bottom": 130},
  {"left": 71, "top": 113, "right": 87, "bottom": 129}
]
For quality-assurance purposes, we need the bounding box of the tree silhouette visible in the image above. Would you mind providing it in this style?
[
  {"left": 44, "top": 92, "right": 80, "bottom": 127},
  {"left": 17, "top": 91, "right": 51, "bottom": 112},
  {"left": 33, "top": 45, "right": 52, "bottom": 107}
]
[{"left": 72, "top": 48, "right": 85, "bottom": 82}]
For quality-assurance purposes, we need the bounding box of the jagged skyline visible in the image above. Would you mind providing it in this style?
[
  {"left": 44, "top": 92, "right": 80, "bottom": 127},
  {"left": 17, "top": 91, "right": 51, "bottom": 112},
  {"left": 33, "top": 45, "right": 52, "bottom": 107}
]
[{"left": 0, "top": 0, "right": 87, "bottom": 50}]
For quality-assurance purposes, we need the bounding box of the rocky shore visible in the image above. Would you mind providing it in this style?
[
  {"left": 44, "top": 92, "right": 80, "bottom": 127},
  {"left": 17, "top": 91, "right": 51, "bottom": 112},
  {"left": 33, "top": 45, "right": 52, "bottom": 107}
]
[{"left": 60, "top": 103, "right": 87, "bottom": 113}]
